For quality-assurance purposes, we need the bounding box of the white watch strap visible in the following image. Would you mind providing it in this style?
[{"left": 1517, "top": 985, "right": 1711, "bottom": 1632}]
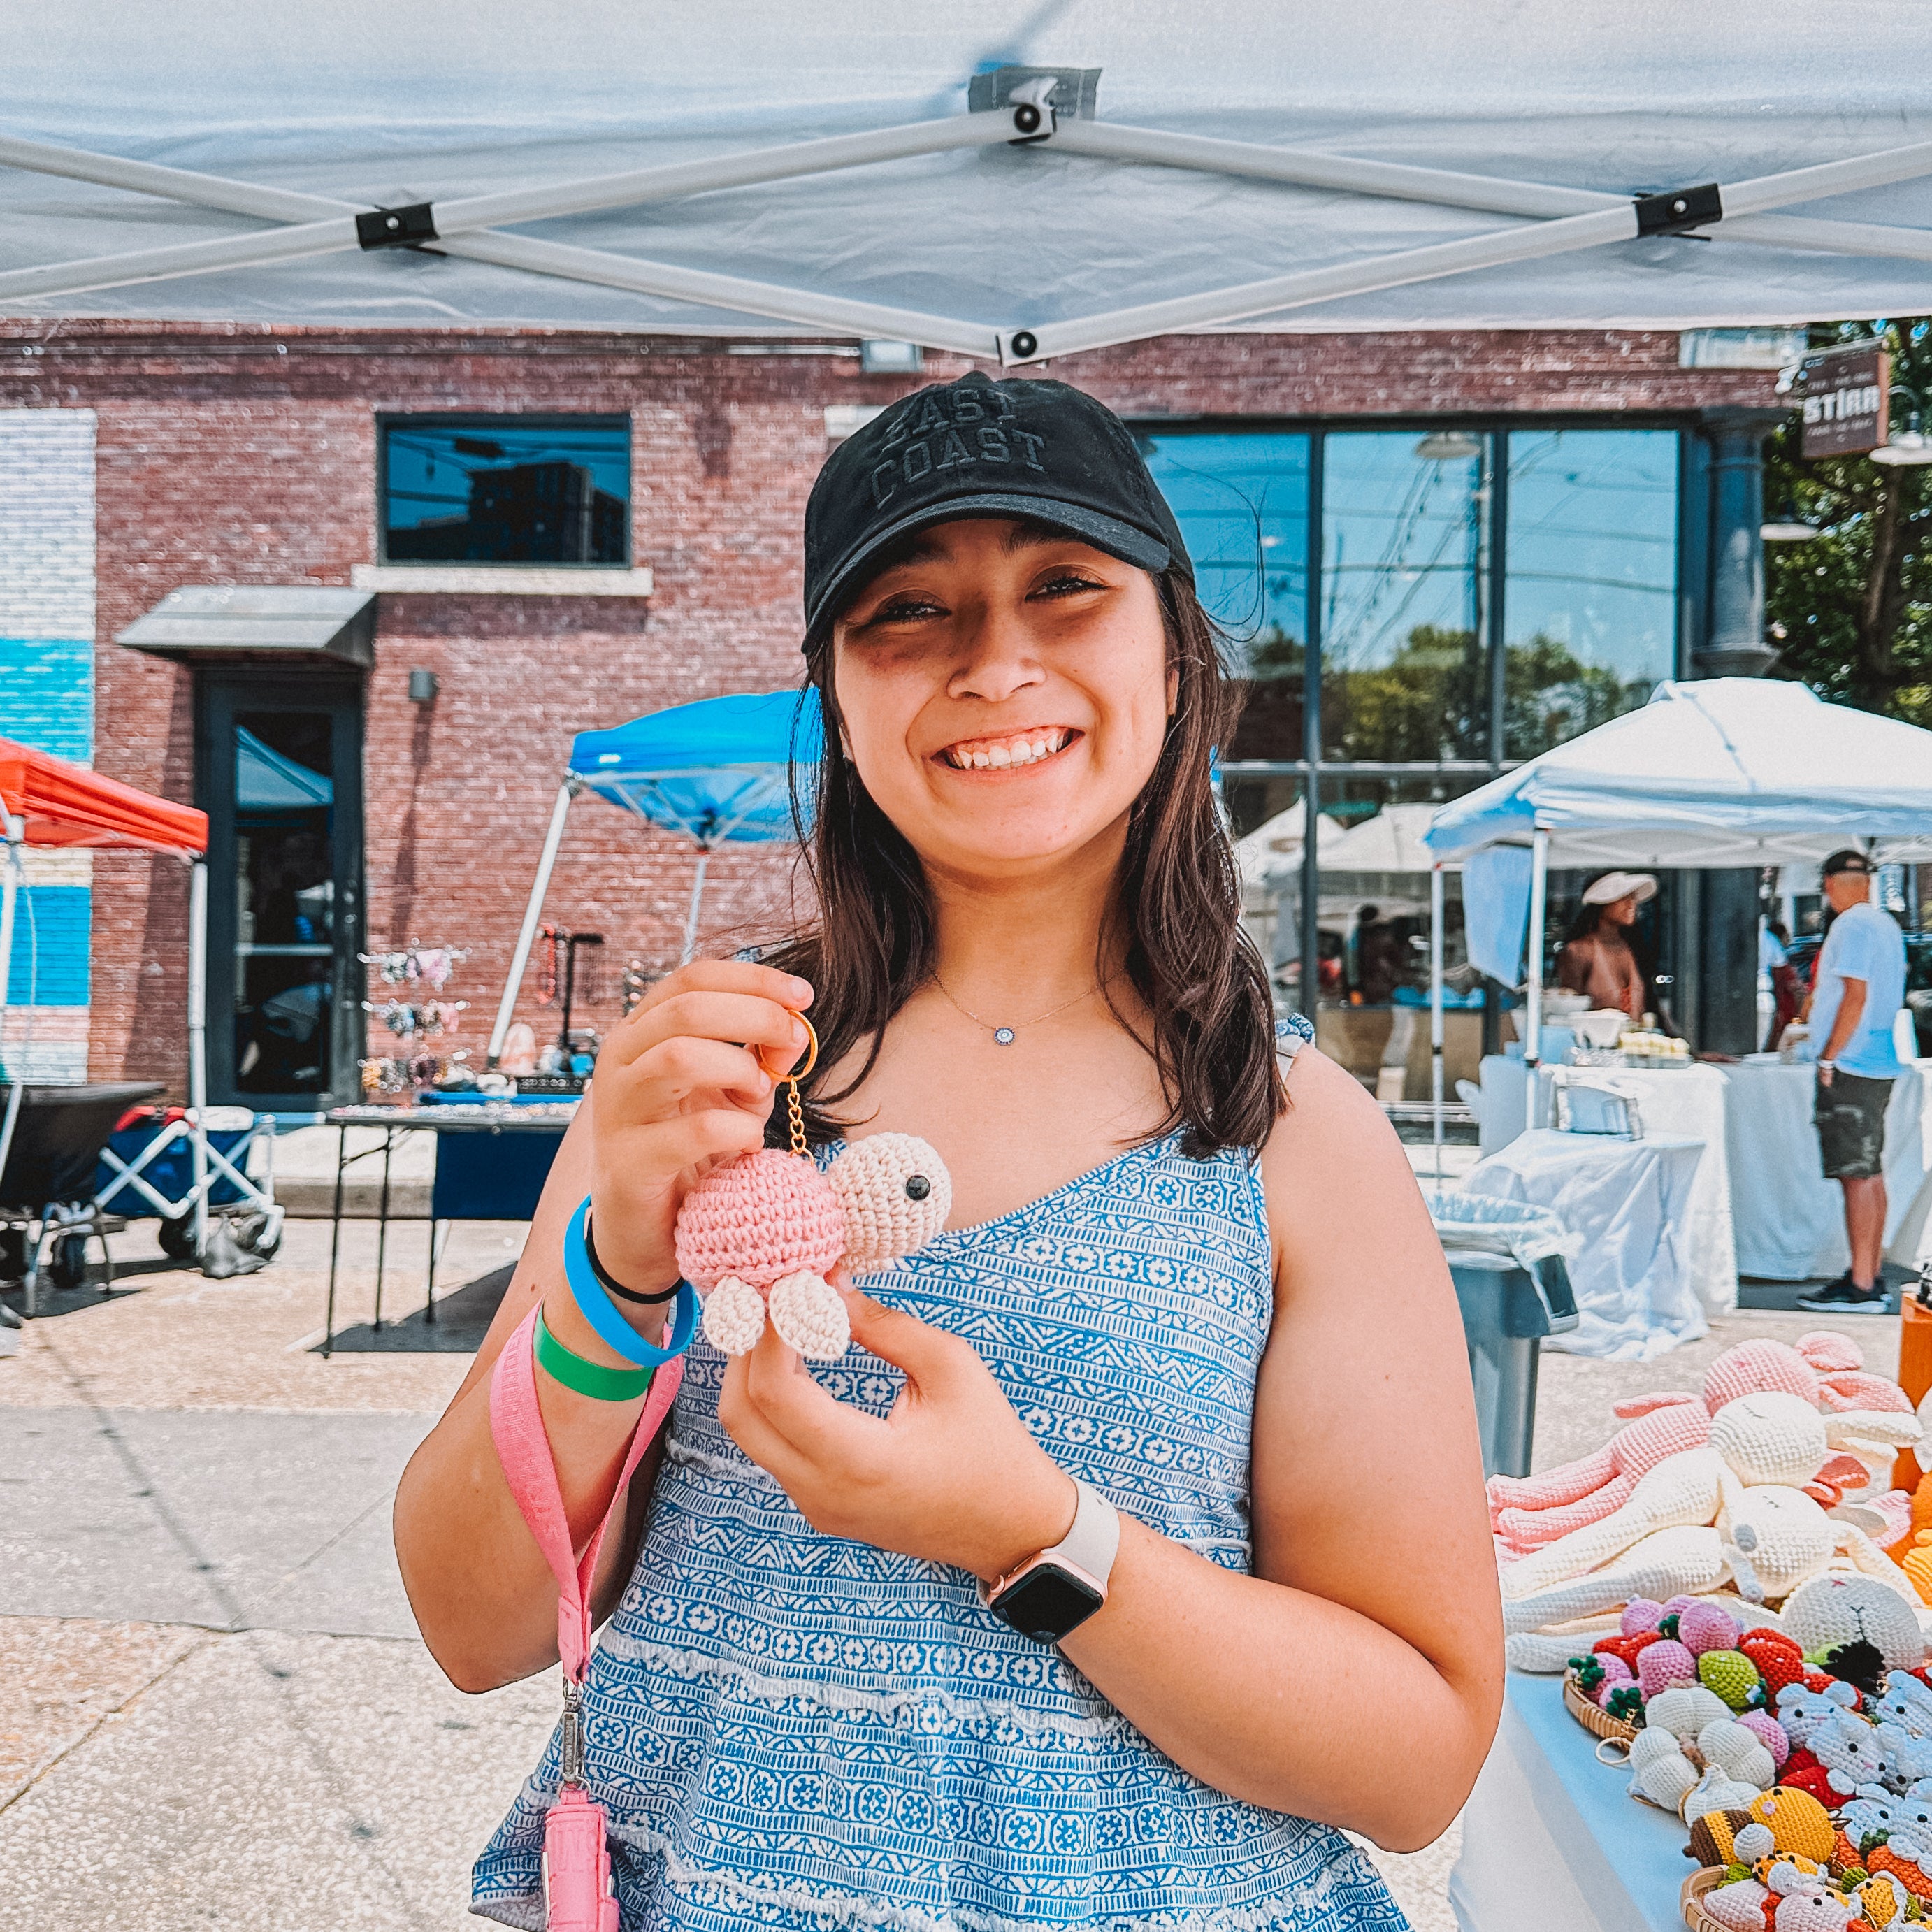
[{"left": 1046, "top": 1478, "right": 1120, "bottom": 1588}]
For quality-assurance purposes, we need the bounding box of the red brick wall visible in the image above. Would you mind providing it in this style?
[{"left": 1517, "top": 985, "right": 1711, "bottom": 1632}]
[{"left": 0, "top": 322, "right": 1779, "bottom": 1093}]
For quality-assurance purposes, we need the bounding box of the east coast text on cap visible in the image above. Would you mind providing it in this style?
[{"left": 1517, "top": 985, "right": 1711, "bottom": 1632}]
[{"left": 802, "top": 371, "right": 1193, "bottom": 649}]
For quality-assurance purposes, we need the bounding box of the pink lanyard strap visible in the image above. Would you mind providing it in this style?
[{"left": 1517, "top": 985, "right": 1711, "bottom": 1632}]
[{"left": 489, "top": 1306, "right": 685, "bottom": 1685}]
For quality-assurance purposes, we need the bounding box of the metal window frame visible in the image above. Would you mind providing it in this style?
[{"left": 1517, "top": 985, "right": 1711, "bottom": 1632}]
[
  {"left": 1, "top": 108, "right": 1930, "bottom": 357},
  {"left": 375, "top": 410, "right": 635, "bottom": 568},
  {"left": 1152, "top": 414, "right": 1693, "bottom": 987},
  {"left": 1144, "top": 412, "right": 1692, "bottom": 760}
]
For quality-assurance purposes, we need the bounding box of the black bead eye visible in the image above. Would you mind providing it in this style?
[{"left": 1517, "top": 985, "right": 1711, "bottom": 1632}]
[{"left": 905, "top": 1174, "right": 931, "bottom": 1201}]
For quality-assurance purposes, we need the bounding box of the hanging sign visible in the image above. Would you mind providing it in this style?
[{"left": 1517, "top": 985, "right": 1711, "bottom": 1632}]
[{"left": 1797, "top": 344, "right": 1889, "bottom": 458}]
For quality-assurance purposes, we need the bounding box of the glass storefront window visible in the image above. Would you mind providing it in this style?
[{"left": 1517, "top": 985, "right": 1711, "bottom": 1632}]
[
  {"left": 1142, "top": 419, "right": 1685, "bottom": 1079},
  {"left": 380, "top": 416, "right": 631, "bottom": 565},
  {"left": 1139, "top": 432, "right": 1310, "bottom": 765},
  {"left": 1321, "top": 433, "right": 1490, "bottom": 763},
  {"left": 1503, "top": 429, "right": 1678, "bottom": 758}
]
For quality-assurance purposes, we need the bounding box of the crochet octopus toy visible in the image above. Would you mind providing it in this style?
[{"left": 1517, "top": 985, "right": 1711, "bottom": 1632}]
[{"left": 674, "top": 1134, "right": 952, "bottom": 1362}]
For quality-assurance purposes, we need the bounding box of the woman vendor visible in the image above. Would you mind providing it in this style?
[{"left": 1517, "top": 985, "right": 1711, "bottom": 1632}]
[{"left": 1556, "top": 870, "right": 1659, "bottom": 1021}]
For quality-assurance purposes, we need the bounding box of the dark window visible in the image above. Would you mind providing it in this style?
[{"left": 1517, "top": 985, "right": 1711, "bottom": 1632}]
[{"left": 379, "top": 416, "right": 631, "bottom": 565}]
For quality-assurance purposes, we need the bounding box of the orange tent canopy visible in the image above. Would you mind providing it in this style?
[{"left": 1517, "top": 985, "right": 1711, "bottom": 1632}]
[{"left": 0, "top": 738, "right": 206, "bottom": 857}]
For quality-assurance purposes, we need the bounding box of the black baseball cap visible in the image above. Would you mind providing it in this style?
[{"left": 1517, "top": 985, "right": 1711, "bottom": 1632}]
[
  {"left": 801, "top": 371, "right": 1192, "bottom": 649},
  {"left": 1822, "top": 849, "right": 1874, "bottom": 877}
]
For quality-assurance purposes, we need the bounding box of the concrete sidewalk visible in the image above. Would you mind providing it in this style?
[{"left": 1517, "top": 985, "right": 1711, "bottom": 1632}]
[
  {"left": 1, "top": 1210, "right": 1867, "bottom": 1931},
  {"left": 1, "top": 1218, "right": 556, "bottom": 1931}
]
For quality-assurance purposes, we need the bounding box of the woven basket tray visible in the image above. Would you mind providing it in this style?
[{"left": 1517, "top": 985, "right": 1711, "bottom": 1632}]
[
  {"left": 1563, "top": 1666, "right": 1641, "bottom": 1745},
  {"left": 1681, "top": 1867, "right": 1732, "bottom": 1932}
]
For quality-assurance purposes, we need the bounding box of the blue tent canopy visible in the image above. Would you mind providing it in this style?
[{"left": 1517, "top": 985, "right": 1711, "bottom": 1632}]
[{"left": 568, "top": 688, "right": 822, "bottom": 847}]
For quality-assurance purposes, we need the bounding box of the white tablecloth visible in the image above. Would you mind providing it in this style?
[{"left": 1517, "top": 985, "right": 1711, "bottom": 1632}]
[
  {"left": 1452, "top": 1675, "right": 1692, "bottom": 1932},
  {"left": 1725, "top": 1057, "right": 1930, "bottom": 1278},
  {"left": 1463, "top": 1129, "right": 1708, "bottom": 1360},
  {"left": 1477, "top": 1058, "right": 1737, "bottom": 1315}
]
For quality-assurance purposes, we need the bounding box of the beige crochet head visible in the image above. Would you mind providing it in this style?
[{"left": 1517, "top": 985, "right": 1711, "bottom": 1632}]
[{"left": 824, "top": 1132, "right": 951, "bottom": 1273}]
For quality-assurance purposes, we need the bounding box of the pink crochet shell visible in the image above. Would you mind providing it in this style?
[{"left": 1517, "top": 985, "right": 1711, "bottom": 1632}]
[{"left": 673, "top": 1150, "right": 846, "bottom": 1290}]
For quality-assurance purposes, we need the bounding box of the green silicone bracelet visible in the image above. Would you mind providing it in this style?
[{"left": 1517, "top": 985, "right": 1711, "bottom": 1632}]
[{"left": 534, "top": 1306, "right": 656, "bottom": 1403}]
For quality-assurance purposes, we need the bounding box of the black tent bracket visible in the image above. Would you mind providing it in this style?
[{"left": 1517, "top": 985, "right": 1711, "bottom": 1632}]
[
  {"left": 1633, "top": 182, "right": 1724, "bottom": 237},
  {"left": 356, "top": 202, "right": 440, "bottom": 250}
]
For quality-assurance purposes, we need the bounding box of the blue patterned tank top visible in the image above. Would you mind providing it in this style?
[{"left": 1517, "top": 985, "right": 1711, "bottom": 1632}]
[{"left": 473, "top": 1120, "right": 1406, "bottom": 1931}]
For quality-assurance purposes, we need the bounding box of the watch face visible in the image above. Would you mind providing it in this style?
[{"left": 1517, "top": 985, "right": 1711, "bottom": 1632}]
[{"left": 990, "top": 1563, "right": 1104, "bottom": 1643}]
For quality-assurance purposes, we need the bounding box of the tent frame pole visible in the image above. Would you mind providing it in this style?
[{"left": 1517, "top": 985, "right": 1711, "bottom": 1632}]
[
  {"left": 1430, "top": 861, "right": 1446, "bottom": 1184},
  {"left": 1524, "top": 828, "right": 1550, "bottom": 1068},
  {"left": 1052, "top": 121, "right": 1932, "bottom": 261},
  {"left": 489, "top": 780, "right": 578, "bottom": 1068},
  {"left": 0, "top": 816, "right": 23, "bottom": 1192},
  {"left": 1018, "top": 137, "right": 1932, "bottom": 361},
  {"left": 680, "top": 849, "right": 712, "bottom": 966},
  {"left": 6, "top": 125, "right": 1932, "bottom": 358},
  {"left": 187, "top": 858, "right": 208, "bottom": 1260}
]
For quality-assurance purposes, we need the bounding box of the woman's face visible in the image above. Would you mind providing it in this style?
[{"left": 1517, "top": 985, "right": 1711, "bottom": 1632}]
[
  {"left": 1603, "top": 893, "right": 1638, "bottom": 929},
  {"left": 830, "top": 518, "right": 1174, "bottom": 881}
]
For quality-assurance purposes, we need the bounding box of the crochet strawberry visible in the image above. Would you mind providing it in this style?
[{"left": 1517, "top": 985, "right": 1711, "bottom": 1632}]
[
  {"left": 1776, "top": 1752, "right": 1836, "bottom": 1806},
  {"left": 1699, "top": 1649, "right": 1763, "bottom": 1710},
  {"left": 1747, "top": 1646, "right": 1809, "bottom": 1701}
]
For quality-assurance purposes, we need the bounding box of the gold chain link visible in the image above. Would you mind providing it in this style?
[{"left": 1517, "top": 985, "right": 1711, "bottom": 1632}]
[{"left": 784, "top": 1013, "right": 819, "bottom": 1160}]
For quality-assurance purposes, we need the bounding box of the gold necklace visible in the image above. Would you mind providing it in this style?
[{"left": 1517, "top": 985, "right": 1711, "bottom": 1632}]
[{"left": 931, "top": 972, "right": 1113, "bottom": 1046}]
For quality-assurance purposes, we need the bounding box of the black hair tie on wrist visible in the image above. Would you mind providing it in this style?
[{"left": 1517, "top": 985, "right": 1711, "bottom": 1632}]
[{"left": 584, "top": 1211, "right": 686, "bottom": 1305}]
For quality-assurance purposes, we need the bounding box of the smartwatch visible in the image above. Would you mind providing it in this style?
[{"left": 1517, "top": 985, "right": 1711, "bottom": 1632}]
[{"left": 981, "top": 1478, "right": 1120, "bottom": 1643}]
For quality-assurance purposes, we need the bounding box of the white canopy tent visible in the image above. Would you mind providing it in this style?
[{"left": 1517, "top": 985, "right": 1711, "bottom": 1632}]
[
  {"left": 1267, "top": 804, "right": 1445, "bottom": 923},
  {"left": 0, "top": 3, "right": 1930, "bottom": 347},
  {"left": 1420, "top": 680, "right": 1932, "bottom": 1153}
]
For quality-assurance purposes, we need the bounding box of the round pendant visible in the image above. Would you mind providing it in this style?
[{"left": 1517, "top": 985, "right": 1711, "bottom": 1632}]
[{"left": 993, "top": 1027, "right": 1016, "bottom": 1046}]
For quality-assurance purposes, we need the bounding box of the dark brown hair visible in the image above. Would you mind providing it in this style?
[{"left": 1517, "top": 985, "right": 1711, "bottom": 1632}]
[{"left": 763, "top": 563, "right": 1286, "bottom": 1160}]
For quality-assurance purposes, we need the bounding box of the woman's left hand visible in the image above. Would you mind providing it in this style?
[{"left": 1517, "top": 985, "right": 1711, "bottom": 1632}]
[{"left": 716, "top": 1282, "right": 1075, "bottom": 1583}]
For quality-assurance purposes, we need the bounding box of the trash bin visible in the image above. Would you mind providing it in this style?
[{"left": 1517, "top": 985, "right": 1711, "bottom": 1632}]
[{"left": 1424, "top": 1194, "right": 1579, "bottom": 1479}]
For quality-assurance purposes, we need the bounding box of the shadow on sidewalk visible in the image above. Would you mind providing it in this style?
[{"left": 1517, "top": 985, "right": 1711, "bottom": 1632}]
[
  {"left": 317, "top": 1264, "right": 514, "bottom": 1354},
  {"left": 1737, "top": 1258, "right": 1916, "bottom": 1313}
]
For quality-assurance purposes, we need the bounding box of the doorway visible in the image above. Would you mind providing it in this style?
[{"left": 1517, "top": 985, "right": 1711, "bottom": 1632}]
[{"left": 194, "top": 674, "right": 365, "bottom": 1111}]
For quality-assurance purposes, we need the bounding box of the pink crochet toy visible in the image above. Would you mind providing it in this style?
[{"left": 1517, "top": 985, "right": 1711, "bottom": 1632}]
[
  {"left": 1489, "top": 1334, "right": 1915, "bottom": 1552},
  {"left": 674, "top": 1134, "right": 952, "bottom": 1361}
]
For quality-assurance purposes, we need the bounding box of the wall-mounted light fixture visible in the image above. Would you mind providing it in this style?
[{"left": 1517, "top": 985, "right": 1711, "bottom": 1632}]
[
  {"left": 860, "top": 339, "right": 923, "bottom": 375},
  {"left": 1760, "top": 499, "right": 1817, "bottom": 541},
  {"left": 1413, "top": 429, "right": 1483, "bottom": 461},
  {"left": 408, "top": 668, "right": 440, "bottom": 704}
]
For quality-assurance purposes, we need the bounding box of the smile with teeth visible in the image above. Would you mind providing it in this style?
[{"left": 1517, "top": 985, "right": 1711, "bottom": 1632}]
[{"left": 940, "top": 727, "right": 1074, "bottom": 771}]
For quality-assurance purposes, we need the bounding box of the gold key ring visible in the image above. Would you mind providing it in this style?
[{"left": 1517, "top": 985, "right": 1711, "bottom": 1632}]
[{"left": 782, "top": 1013, "right": 818, "bottom": 1157}]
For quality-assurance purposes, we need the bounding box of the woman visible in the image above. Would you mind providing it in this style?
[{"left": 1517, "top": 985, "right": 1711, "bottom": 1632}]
[
  {"left": 1555, "top": 870, "right": 1659, "bottom": 1022},
  {"left": 395, "top": 373, "right": 1501, "bottom": 1931}
]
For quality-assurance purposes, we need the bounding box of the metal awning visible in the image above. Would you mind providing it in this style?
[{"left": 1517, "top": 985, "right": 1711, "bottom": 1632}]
[
  {"left": 0, "top": 2, "right": 1929, "bottom": 349},
  {"left": 115, "top": 586, "right": 375, "bottom": 667}
]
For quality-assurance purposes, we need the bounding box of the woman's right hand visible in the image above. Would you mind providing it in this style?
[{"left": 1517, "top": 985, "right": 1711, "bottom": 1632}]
[{"left": 586, "top": 960, "right": 814, "bottom": 1310}]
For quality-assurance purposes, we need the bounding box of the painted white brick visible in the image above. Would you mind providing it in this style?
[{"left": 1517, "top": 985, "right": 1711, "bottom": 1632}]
[
  {"left": 0, "top": 410, "right": 97, "bottom": 640},
  {"left": 19, "top": 849, "right": 92, "bottom": 888}
]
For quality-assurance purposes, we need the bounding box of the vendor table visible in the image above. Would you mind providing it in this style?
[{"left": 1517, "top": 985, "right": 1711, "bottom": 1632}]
[
  {"left": 1725, "top": 1056, "right": 1929, "bottom": 1279},
  {"left": 321, "top": 1101, "right": 576, "bottom": 1356},
  {"left": 1463, "top": 1129, "right": 1707, "bottom": 1360},
  {"left": 1452, "top": 1672, "right": 1688, "bottom": 1932},
  {"left": 1479, "top": 1057, "right": 1736, "bottom": 1313}
]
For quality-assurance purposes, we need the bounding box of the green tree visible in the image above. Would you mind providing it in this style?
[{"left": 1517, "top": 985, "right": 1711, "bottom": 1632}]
[
  {"left": 1765, "top": 317, "right": 1932, "bottom": 722},
  {"left": 1317, "top": 626, "right": 1647, "bottom": 762},
  {"left": 1503, "top": 637, "right": 1650, "bottom": 758}
]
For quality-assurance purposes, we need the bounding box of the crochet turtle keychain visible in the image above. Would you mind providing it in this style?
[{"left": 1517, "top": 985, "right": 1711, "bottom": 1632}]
[{"left": 673, "top": 1013, "right": 954, "bottom": 1360}]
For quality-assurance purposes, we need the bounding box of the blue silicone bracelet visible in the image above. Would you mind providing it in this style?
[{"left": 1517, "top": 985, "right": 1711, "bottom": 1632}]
[{"left": 563, "top": 1196, "right": 698, "bottom": 1367}]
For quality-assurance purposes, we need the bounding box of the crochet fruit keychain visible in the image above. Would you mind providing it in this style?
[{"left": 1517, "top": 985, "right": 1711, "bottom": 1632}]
[{"left": 674, "top": 1014, "right": 952, "bottom": 1360}]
